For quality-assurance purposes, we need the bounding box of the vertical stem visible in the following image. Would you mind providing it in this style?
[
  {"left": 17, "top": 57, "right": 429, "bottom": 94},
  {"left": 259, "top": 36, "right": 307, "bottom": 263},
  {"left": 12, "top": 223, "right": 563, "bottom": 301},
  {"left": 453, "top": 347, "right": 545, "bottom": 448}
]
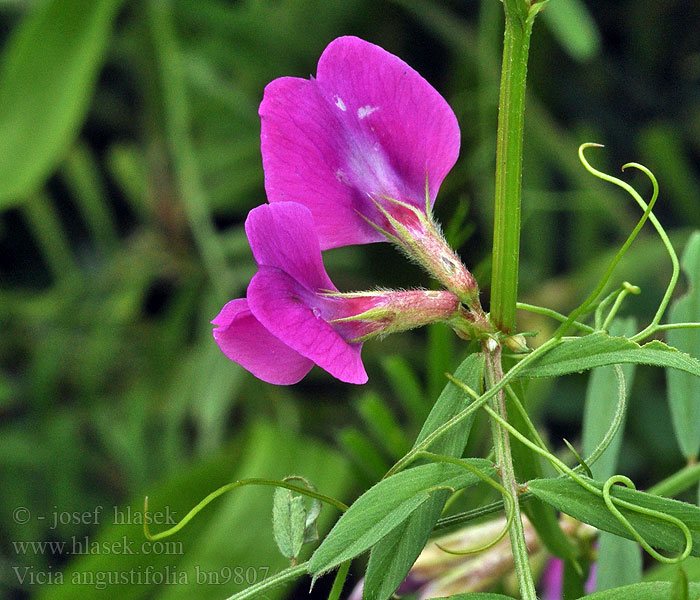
[
  {"left": 488, "top": 3, "right": 539, "bottom": 598},
  {"left": 327, "top": 560, "right": 351, "bottom": 600},
  {"left": 486, "top": 346, "right": 537, "bottom": 599},
  {"left": 490, "top": 2, "right": 535, "bottom": 334}
]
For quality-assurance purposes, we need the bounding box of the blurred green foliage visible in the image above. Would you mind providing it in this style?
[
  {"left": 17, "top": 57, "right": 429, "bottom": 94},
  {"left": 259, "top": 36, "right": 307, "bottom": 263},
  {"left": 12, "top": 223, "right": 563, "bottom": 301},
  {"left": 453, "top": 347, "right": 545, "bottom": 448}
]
[{"left": 1, "top": 0, "right": 700, "bottom": 598}]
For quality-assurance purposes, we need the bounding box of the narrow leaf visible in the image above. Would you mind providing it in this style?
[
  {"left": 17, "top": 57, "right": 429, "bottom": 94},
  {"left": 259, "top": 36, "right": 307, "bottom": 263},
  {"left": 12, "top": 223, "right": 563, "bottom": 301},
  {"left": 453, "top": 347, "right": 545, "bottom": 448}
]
[
  {"left": 309, "top": 459, "right": 494, "bottom": 577},
  {"left": 582, "top": 318, "right": 637, "bottom": 481},
  {"left": 363, "top": 353, "right": 486, "bottom": 600},
  {"left": 519, "top": 332, "right": 700, "bottom": 379},
  {"left": 0, "top": 0, "right": 125, "bottom": 207},
  {"left": 580, "top": 319, "right": 642, "bottom": 592},
  {"left": 364, "top": 495, "right": 447, "bottom": 599},
  {"left": 581, "top": 581, "right": 700, "bottom": 599},
  {"left": 529, "top": 477, "right": 700, "bottom": 557},
  {"left": 667, "top": 232, "right": 700, "bottom": 459},
  {"left": 435, "top": 594, "right": 517, "bottom": 600},
  {"left": 415, "top": 353, "right": 487, "bottom": 456}
]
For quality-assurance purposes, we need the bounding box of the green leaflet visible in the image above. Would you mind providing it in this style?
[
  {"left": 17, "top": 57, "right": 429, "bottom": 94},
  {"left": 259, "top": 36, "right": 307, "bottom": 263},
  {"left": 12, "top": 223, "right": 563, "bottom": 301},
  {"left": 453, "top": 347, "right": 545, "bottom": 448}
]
[
  {"left": 363, "top": 354, "right": 486, "bottom": 600},
  {"left": 413, "top": 353, "right": 486, "bottom": 455},
  {"left": 581, "top": 319, "right": 642, "bottom": 592},
  {"left": 308, "top": 459, "right": 494, "bottom": 577},
  {"left": 0, "top": 0, "right": 125, "bottom": 207},
  {"left": 644, "top": 556, "right": 700, "bottom": 583},
  {"left": 519, "top": 332, "right": 700, "bottom": 379},
  {"left": 528, "top": 477, "right": 700, "bottom": 557},
  {"left": 272, "top": 488, "right": 306, "bottom": 561},
  {"left": 580, "top": 581, "right": 700, "bottom": 599},
  {"left": 435, "top": 594, "right": 517, "bottom": 599},
  {"left": 667, "top": 232, "right": 700, "bottom": 459},
  {"left": 582, "top": 319, "right": 638, "bottom": 481},
  {"left": 363, "top": 497, "right": 447, "bottom": 600}
]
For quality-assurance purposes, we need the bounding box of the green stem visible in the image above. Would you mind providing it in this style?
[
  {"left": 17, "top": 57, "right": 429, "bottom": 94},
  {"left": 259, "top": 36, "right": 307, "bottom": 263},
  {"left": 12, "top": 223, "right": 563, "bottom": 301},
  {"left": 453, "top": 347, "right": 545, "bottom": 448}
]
[
  {"left": 434, "top": 498, "right": 521, "bottom": 531},
  {"left": 594, "top": 287, "right": 625, "bottom": 329},
  {"left": 505, "top": 384, "right": 560, "bottom": 471},
  {"left": 490, "top": 1, "right": 534, "bottom": 334},
  {"left": 486, "top": 346, "right": 538, "bottom": 599},
  {"left": 601, "top": 285, "right": 637, "bottom": 330},
  {"left": 643, "top": 322, "right": 700, "bottom": 335},
  {"left": 327, "top": 561, "right": 351, "bottom": 600},
  {"left": 517, "top": 301, "right": 595, "bottom": 333}
]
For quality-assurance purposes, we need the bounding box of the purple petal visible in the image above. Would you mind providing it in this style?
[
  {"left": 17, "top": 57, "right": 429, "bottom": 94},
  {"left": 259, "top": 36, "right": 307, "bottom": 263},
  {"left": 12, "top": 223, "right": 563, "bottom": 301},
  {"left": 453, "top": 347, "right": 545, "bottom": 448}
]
[
  {"left": 245, "top": 202, "right": 336, "bottom": 292},
  {"left": 247, "top": 267, "right": 367, "bottom": 384},
  {"left": 212, "top": 298, "right": 313, "bottom": 385},
  {"left": 260, "top": 36, "right": 460, "bottom": 249},
  {"left": 585, "top": 561, "right": 597, "bottom": 594},
  {"left": 540, "top": 558, "right": 563, "bottom": 600}
]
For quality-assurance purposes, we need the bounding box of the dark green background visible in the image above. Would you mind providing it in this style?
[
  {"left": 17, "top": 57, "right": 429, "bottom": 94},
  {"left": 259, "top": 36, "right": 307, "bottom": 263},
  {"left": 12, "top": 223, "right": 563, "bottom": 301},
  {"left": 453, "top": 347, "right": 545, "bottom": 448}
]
[{"left": 1, "top": 1, "right": 699, "bottom": 598}]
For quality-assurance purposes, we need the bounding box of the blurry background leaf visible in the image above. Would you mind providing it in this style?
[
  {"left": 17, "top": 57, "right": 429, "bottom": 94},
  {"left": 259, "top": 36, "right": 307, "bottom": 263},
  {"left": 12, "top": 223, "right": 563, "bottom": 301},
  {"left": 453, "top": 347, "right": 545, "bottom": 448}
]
[
  {"left": 582, "top": 581, "right": 700, "bottom": 600},
  {"left": 0, "top": 0, "right": 125, "bottom": 207},
  {"left": 667, "top": 232, "right": 700, "bottom": 460},
  {"left": 539, "top": 0, "right": 601, "bottom": 62}
]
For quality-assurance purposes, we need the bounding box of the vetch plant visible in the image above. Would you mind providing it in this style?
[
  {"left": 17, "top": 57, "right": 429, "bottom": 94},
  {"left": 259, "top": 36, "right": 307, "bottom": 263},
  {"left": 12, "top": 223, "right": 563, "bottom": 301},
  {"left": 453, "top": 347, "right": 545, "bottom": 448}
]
[{"left": 145, "top": 3, "right": 700, "bottom": 600}]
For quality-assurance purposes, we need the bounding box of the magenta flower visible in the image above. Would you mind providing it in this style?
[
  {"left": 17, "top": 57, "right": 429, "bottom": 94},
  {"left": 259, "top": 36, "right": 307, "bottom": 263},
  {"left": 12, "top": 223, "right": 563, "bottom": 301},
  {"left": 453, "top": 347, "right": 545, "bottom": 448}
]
[
  {"left": 540, "top": 557, "right": 597, "bottom": 599},
  {"left": 260, "top": 36, "right": 481, "bottom": 305},
  {"left": 212, "top": 202, "right": 462, "bottom": 385}
]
